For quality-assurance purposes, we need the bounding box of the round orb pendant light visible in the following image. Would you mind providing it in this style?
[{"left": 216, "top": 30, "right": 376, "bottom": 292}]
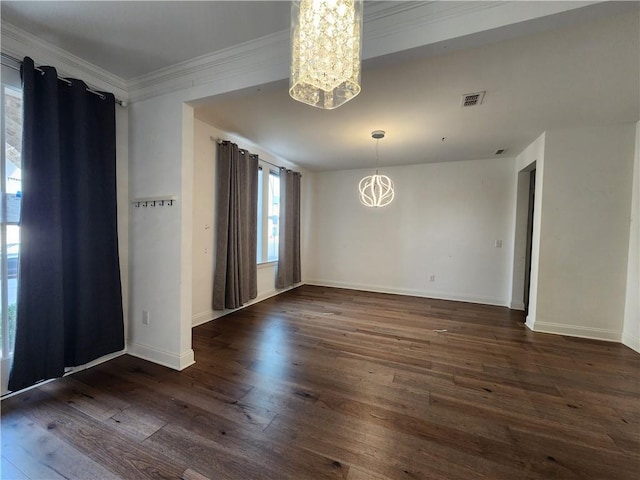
[{"left": 359, "top": 131, "right": 395, "bottom": 207}]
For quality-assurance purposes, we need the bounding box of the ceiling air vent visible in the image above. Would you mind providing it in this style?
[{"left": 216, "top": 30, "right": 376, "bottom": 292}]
[{"left": 461, "top": 91, "right": 485, "bottom": 107}]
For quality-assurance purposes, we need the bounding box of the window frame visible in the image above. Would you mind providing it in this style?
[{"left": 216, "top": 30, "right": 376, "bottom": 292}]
[
  {"left": 257, "top": 161, "right": 279, "bottom": 265},
  {"left": 1, "top": 62, "right": 22, "bottom": 394}
]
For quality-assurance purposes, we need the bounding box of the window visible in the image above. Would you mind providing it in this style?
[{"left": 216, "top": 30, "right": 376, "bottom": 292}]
[
  {"left": 1, "top": 63, "right": 22, "bottom": 393},
  {"left": 257, "top": 163, "right": 279, "bottom": 263}
]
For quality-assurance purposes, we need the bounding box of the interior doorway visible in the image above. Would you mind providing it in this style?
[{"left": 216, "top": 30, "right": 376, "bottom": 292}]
[{"left": 523, "top": 169, "right": 536, "bottom": 314}]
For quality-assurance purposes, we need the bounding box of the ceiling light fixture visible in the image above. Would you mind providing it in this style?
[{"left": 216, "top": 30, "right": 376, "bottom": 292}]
[
  {"left": 359, "top": 131, "right": 395, "bottom": 208},
  {"left": 289, "top": 0, "right": 363, "bottom": 110}
]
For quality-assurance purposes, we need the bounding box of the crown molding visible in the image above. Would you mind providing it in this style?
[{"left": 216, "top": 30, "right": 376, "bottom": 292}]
[
  {"left": 127, "top": 1, "right": 596, "bottom": 104},
  {"left": 362, "top": 1, "right": 597, "bottom": 59},
  {"left": 0, "top": 20, "right": 128, "bottom": 100},
  {"left": 364, "top": 1, "right": 502, "bottom": 26},
  {"left": 363, "top": 1, "right": 435, "bottom": 22},
  {"left": 126, "top": 29, "right": 290, "bottom": 103},
  {"left": 125, "top": 1, "right": 508, "bottom": 104},
  {"left": 365, "top": 1, "right": 503, "bottom": 38},
  {"left": 2, "top": 1, "right": 599, "bottom": 105}
]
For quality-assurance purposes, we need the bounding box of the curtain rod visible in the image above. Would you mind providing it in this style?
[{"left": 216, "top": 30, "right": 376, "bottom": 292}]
[
  {"left": 211, "top": 136, "right": 299, "bottom": 174},
  {"left": 1, "top": 52, "right": 127, "bottom": 107}
]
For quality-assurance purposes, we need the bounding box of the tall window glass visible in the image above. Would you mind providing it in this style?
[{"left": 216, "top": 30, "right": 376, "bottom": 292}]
[{"left": 1, "top": 71, "right": 22, "bottom": 365}]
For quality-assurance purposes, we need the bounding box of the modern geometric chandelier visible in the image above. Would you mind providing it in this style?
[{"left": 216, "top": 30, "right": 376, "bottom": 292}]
[
  {"left": 289, "top": 0, "right": 364, "bottom": 110},
  {"left": 359, "top": 131, "right": 395, "bottom": 207}
]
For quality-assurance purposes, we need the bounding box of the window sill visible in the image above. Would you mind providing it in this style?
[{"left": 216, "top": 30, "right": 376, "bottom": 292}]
[{"left": 257, "top": 260, "right": 278, "bottom": 270}]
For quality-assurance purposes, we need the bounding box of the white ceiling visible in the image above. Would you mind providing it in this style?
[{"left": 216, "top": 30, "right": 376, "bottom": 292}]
[
  {"left": 2, "top": 1, "right": 639, "bottom": 171},
  {"left": 1, "top": 1, "right": 291, "bottom": 79}
]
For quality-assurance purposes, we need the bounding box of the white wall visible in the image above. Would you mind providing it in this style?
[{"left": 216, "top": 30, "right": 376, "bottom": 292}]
[
  {"left": 308, "top": 157, "right": 517, "bottom": 306},
  {"left": 124, "top": 27, "right": 291, "bottom": 368},
  {"left": 192, "top": 119, "right": 216, "bottom": 325},
  {"left": 622, "top": 122, "right": 640, "bottom": 352},
  {"left": 531, "top": 124, "right": 636, "bottom": 340},
  {"left": 127, "top": 94, "right": 194, "bottom": 369},
  {"left": 116, "top": 105, "right": 129, "bottom": 343},
  {"left": 191, "top": 118, "right": 310, "bottom": 326}
]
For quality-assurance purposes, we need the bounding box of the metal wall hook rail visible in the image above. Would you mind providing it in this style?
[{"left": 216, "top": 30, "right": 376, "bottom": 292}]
[{"left": 132, "top": 196, "right": 177, "bottom": 208}]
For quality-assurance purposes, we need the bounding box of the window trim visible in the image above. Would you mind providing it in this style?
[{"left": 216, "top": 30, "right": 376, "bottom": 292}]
[
  {"left": 1, "top": 78, "right": 21, "bottom": 359},
  {"left": 1, "top": 64, "right": 22, "bottom": 394},
  {"left": 257, "top": 161, "right": 279, "bottom": 265},
  {"left": 1, "top": 80, "right": 8, "bottom": 359}
]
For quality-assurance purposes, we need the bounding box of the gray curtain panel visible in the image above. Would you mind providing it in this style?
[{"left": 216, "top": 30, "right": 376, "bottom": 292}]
[
  {"left": 213, "top": 141, "right": 258, "bottom": 310},
  {"left": 276, "top": 168, "right": 301, "bottom": 288}
]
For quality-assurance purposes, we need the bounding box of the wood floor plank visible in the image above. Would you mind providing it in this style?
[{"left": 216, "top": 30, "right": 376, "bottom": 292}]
[
  {"left": 4, "top": 387, "right": 188, "bottom": 479},
  {"left": 38, "top": 375, "right": 130, "bottom": 421},
  {"left": 508, "top": 425, "right": 640, "bottom": 479},
  {"left": 106, "top": 405, "right": 168, "bottom": 443},
  {"left": 1, "top": 411, "right": 121, "bottom": 480},
  {"left": 181, "top": 468, "right": 211, "bottom": 480},
  {"left": 143, "top": 425, "right": 281, "bottom": 480},
  {"left": 144, "top": 409, "right": 352, "bottom": 479},
  {"left": 2, "top": 285, "right": 638, "bottom": 479},
  {"left": 0, "top": 456, "right": 30, "bottom": 480},
  {"left": 265, "top": 394, "right": 529, "bottom": 479}
]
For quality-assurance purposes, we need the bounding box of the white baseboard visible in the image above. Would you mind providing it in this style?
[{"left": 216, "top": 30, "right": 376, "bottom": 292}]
[
  {"left": 622, "top": 332, "right": 640, "bottom": 353},
  {"left": 1, "top": 349, "right": 127, "bottom": 399},
  {"left": 192, "top": 310, "right": 216, "bottom": 327},
  {"left": 192, "top": 283, "right": 302, "bottom": 327},
  {"left": 127, "top": 341, "right": 195, "bottom": 371},
  {"left": 528, "top": 320, "right": 620, "bottom": 342},
  {"left": 65, "top": 349, "right": 128, "bottom": 375},
  {"left": 525, "top": 315, "right": 535, "bottom": 332},
  {"left": 510, "top": 301, "right": 525, "bottom": 311},
  {"left": 305, "top": 279, "right": 508, "bottom": 307}
]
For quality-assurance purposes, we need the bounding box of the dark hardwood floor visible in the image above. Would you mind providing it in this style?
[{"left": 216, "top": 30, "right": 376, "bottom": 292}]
[{"left": 2, "top": 285, "right": 639, "bottom": 479}]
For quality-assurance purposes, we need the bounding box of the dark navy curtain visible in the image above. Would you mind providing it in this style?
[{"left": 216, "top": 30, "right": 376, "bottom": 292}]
[{"left": 8, "top": 57, "right": 124, "bottom": 391}]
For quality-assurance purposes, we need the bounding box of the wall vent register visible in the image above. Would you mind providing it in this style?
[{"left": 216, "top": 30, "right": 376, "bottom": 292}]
[{"left": 461, "top": 91, "right": 485, "bottom": 107}]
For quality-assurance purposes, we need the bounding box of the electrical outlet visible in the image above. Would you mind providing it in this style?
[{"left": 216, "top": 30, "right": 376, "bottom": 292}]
[
  {"left": 495, "top": 240, "right": 502, "bottom": 248},
  {"left": 429, "top": 275, "right": 436, "bottom": 282},
  {"left": 142, "top": 310, "right": 150, "bottom": 325}
]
